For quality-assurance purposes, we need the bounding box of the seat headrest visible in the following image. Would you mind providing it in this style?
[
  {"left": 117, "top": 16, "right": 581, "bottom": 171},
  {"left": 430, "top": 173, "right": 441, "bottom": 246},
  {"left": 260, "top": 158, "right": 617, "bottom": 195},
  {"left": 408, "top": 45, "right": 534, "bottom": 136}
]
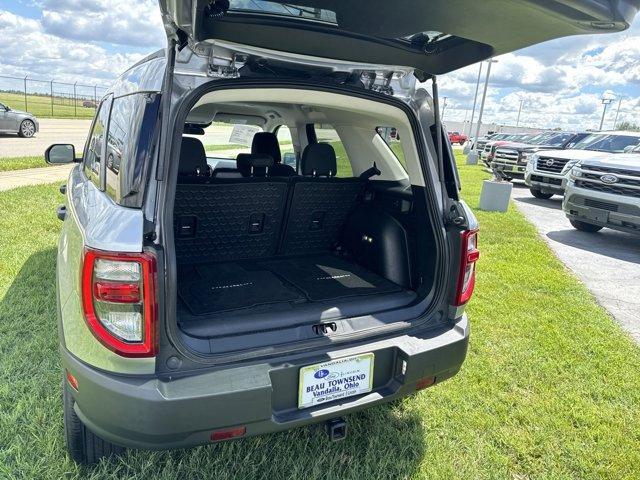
[
  {"left": 251, "top": 132, "right": 282, "bottom": 164},
  {"left": 300, "top": 143, "right": 337, "bottom": 177},
  {"left": 179, "top": 137, "right": 208, "bottom": 175},
  {"left": 236, "top": 153, "right": 275, "bottom": 177}
]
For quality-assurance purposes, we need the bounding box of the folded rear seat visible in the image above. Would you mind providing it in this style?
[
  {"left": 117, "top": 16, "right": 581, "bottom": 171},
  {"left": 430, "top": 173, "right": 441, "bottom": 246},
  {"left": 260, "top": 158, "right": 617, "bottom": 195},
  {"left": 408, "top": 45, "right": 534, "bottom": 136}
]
[
  {"left": 174, "top": 152, "right": 289, "bottom": 264},
  {"left": 280, "top": 143, "right": 363, "bottom": 256}
]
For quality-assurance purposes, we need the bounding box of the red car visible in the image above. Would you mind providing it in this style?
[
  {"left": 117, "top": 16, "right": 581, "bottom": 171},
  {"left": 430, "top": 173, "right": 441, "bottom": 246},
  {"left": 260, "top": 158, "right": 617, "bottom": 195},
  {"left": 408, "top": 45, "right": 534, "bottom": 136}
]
[{"left": 448, "top": 131, "right": 468, "bottom": 145}]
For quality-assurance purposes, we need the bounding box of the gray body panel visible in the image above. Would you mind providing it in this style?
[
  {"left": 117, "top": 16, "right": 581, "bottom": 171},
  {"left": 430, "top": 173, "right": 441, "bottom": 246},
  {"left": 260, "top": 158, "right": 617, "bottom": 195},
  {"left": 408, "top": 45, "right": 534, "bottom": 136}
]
[{"left": 63, "top": 316, "right": 469, "bottom": 449}]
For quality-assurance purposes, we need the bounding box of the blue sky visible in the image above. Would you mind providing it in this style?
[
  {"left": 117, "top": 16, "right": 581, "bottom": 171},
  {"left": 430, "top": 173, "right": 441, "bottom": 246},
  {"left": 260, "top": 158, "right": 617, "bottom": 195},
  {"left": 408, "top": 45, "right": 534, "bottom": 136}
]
[{"left": 0, "top": 0, "right": 639, "bottom": 130}]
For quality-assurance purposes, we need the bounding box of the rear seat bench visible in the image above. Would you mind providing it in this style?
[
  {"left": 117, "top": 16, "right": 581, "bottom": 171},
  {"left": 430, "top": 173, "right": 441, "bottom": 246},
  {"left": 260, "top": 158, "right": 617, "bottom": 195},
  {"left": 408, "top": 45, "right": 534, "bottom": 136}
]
[{"left": 174, "top": 137, "right": 363, "bottom": 265}]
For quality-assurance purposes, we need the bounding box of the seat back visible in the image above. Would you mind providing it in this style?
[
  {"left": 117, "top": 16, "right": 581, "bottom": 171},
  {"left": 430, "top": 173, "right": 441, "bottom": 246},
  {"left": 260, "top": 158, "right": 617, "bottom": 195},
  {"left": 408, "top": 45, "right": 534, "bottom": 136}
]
[
  {"left": 174, "top": 153, "right": 288, "bottom": 264},
  {"left": 252, "top": 132, "right": 296, "bottom": 177},
  {"left": 280, "top": 143, "right": 362, "bottom": 255},
  {"left": 178, "top": 137, "right": 210, "bottom": 182}
]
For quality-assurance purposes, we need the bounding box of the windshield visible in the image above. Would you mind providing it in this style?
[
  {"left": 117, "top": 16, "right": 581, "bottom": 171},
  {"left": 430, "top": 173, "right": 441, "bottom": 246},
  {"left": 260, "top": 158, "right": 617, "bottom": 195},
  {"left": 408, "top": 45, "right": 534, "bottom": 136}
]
[
  {"left": 569, "top": 134, "right": 640, "bottom": 153},
  {"left": 228, "top": 0, "right": 337, "bottom": 23},
  {"left": 543, "top": 133, "right": 574, "bottom": 147}
]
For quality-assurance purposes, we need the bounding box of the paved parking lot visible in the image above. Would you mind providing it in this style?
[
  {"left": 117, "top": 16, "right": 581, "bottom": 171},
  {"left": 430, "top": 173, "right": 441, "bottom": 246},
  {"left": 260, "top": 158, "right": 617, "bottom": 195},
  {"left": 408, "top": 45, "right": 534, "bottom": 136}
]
[
  {"left": 511, "top": 181, "right": 640, "bottom": 343},
  {"left": 0, "top": 119, "right": 93, "bottom": 157}
]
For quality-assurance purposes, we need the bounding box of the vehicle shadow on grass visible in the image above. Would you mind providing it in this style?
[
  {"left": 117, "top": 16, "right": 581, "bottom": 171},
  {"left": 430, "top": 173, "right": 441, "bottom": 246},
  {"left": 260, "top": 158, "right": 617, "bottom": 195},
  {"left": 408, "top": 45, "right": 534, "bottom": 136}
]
[
  {"left": 119, "top": 402, "right": 428, "bottom": 479},
  {"left": 0, "top": 248, "right": 428, "bottom": 479}
]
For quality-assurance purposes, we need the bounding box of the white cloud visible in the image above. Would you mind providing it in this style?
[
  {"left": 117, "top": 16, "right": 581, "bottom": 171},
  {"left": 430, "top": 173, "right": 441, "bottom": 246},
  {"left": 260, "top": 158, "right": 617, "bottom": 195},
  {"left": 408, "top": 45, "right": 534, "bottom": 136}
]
[
  {"left": 0, "top": 11, "right": 149, "bottom": 85},
  {"left": 1, "top": 2, "right": 639, "bottom": 130},
  {"left": 40, "top": 0, "right": 165, "bottom": 48},
  {"left": 439, "top": 21, "right": 640, "bottom": 130}
]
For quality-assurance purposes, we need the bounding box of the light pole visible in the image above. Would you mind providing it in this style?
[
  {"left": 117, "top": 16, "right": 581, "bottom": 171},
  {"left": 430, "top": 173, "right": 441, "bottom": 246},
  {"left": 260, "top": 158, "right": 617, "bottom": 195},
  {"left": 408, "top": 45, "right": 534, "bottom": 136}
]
[
  {"left": 441, "top": 96, "right": 448, "bottom": 120},
  {"left": 613, "top": 97, "right": 623, "bottom": 129},
  {"left": 468, "top": 59, "right": 498, "bottom": 164},
  {"left": 599, "top": 94, "right": 615, "bottom": 131},
  {"left": 516, "top": 98, "right": 524, "bottom": 130},
  {"left": 466, "top": 62, "right": 483, "bottom": 138}
]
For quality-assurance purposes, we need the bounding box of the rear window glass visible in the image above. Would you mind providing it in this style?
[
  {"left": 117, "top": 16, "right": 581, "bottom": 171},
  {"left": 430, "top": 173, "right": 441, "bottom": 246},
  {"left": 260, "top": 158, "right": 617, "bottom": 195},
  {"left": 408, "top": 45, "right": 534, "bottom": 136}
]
[
  {"left": 188, "top": 121, "right": 263, "bottom": 169},
  {"left": 376, "top": 126, "right": 406, "bottom": 169},
  {"left": 276, "top": 125, "right": 297, "bottom": 169},
  {"left": 105, "top": 93, "right": 160, "bottom": 207},
  {"left": 83, "top": 96, "right": 112, "bottom": 188},
  {"left": 313, "top": 124, "right": 353, "bottom": 177},
  {"left": 228, "top": 0, "right": 337, "bottom": 23}
]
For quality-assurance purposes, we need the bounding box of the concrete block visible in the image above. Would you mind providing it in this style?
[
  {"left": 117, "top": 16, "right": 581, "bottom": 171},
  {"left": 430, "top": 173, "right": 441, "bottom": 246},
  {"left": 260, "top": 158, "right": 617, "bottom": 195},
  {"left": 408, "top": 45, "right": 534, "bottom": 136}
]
[{"left": 479, "top": 180, "right": 512, "bottom": 212}]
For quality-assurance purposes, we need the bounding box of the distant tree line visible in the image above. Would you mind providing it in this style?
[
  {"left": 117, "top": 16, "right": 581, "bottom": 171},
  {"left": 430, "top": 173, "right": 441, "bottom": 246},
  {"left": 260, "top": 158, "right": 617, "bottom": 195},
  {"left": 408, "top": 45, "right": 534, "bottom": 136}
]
[{"left": 615, "top": 121, "right": 640, "bottom": 131}]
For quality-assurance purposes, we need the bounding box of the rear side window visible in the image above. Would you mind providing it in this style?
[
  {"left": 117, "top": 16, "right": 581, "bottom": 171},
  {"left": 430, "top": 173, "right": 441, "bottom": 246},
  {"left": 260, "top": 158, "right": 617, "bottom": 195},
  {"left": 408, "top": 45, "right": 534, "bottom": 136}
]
[
  {"left": 313, "top": 124, "right": 353, "bottom": 177},
  {"left": 105, "top": 93, "right": 160, "bottom": 207},
  {"left": 376, "top": 126, "right": 406, "bottom": 169},
  {"left": 83, "top": 96, "right": 112, "bottom": 188}
]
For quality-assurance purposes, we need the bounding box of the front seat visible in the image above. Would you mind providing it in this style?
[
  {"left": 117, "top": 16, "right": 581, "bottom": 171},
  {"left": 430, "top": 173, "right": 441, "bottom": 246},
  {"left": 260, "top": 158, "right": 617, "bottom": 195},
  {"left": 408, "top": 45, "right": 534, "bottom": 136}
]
[
  {"left": 251, "top": 132, "right": 296, "bottom": 177},
  {"left": 178, "top": 137, "right": 210, "bottom": 181}
]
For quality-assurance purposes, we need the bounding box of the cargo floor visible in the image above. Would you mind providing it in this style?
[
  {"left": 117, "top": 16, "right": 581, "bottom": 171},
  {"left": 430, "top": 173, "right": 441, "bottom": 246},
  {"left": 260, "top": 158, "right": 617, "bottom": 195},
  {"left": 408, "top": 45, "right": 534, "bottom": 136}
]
[{"left": 177, "top": 254, "right": 416, "bottom": 339}]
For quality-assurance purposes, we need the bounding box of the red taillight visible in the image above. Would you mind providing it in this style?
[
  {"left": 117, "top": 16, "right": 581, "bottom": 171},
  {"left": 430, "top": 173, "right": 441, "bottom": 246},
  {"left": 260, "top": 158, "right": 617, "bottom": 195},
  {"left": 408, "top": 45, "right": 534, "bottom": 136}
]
[
  {"left": 81, "top": 248, "right": 157, "bottom": 358},
  {"left": 210, "top": 426, "right": 246, "bottom": 441},
  {"left": 454, "top": 229, "right": 479, "bottom": 306}
]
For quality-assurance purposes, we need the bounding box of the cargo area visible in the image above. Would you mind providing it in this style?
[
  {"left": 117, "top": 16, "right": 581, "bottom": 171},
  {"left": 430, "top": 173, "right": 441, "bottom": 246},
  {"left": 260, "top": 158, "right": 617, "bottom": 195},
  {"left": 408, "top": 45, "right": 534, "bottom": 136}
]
[{"left": 169, "top": 90, "right": 440, "bottom": 354}]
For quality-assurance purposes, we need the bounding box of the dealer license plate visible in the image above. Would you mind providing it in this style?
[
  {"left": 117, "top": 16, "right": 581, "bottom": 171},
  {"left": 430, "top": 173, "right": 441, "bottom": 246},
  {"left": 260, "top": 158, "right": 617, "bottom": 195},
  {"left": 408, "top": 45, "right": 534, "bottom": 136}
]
[{"left": 298, "top": 353, "right": 375, "bottom": 409}]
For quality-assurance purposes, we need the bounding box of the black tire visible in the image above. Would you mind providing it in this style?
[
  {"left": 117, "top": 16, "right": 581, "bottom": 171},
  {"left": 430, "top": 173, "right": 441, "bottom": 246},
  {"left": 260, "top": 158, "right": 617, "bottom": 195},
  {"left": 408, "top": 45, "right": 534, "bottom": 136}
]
[
  {"left": 18, "top": 119, "right": 36, "bottom": 138},
  {"left": 529, "top": 188, "right": 553, "bottom": 199},
  {"left": 569, "top": 219, "right": 603, "bottom": 233},
  {"left": 63, "top": 380, "right": 125, "bottom": 465}
]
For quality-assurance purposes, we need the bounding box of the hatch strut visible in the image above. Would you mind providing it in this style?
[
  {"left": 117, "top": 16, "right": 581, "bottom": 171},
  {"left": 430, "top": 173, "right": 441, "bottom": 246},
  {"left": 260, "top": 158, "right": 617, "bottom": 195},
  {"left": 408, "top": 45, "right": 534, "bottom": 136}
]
[
  {"left": 155, "top": 39, "right": 177, "bottom": 182},
  {"left": 431, "top": 75, "right": 445, "bottom": 186}
]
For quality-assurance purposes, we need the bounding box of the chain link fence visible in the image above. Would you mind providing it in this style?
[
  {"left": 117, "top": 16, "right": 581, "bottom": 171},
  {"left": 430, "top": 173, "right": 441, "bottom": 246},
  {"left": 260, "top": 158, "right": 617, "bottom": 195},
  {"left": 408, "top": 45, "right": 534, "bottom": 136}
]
[{"left": 0, "top": 74, "right": 109, "bottom": 119}]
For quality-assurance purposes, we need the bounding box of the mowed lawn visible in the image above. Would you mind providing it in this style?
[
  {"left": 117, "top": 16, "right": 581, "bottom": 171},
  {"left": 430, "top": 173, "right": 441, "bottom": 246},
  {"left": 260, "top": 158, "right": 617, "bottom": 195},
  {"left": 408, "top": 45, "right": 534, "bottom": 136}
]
[
  {"left": 0, "top": 157, "right": 639, "bottom": 479},
  {"left": 0, "top": 91, "right": 96, "bottom": 119},
  {"left": 0, "top": 156, "right": 47, "bottom": 172}
]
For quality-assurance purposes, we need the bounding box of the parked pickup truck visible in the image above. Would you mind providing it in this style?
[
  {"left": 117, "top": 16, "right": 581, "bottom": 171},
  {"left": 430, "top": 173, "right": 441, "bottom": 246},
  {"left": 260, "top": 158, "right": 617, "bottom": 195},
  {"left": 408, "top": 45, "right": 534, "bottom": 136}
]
[
  {"left": 491, "top": 132, "right": 587, "bottom": 180},
  {"left": 524, "top": 131, "right": 640, "bottom": 199},
  {"left": 564, "top": 152, "right": 640, "bottom": 234},
  {"left": 448, "top": 131, "right": 468, "bottom": 145},
  {"left": 480, "top": 133, "right": 535, "bottom": 167}
]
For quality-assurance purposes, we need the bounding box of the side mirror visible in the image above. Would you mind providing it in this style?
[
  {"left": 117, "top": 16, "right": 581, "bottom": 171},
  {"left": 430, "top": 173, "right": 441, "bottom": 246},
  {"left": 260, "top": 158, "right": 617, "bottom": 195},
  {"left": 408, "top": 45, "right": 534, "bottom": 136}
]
[{"left": 45, "top": 144, "right": 77, "bottom": 165}]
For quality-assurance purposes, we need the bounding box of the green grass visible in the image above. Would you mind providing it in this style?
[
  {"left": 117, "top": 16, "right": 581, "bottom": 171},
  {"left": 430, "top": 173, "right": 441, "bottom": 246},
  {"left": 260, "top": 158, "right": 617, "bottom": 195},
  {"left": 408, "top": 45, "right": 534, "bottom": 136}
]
[
  {"left": 0, "top": 91, "right": 96, "bottom": 119},
  {"left": 203, "top": 143, "right": 246, "bottom": 152},
  {"left": 1, "top": 156, "right": 639, "bottom": 479},
  {"left": 0, "top": 156, "right": 47, "bottom": 172}
]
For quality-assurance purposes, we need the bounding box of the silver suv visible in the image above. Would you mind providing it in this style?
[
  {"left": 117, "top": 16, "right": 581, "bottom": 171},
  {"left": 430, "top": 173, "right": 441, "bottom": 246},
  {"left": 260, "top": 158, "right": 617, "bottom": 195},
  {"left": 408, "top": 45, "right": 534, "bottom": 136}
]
[
  {"left": 564, "top": 153, "right": 640, "bottom": 234},
  {"left": 43, "top": 0, "right": 638, "bottom": 465}
]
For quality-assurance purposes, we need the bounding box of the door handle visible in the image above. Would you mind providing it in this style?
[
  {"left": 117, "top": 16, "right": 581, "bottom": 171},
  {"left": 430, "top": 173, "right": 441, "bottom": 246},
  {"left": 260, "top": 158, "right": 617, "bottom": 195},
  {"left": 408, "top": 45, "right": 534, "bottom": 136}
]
[{"left": 57, "top": 205, "right": 67, "bottom": 221}]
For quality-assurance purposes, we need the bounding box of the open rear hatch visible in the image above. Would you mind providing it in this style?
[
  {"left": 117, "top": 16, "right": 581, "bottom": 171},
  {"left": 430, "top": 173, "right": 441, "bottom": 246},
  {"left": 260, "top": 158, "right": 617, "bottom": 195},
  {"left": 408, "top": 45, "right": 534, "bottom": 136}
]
[{"left": 159, "top": 0, "right": 639, "bottom": 74}]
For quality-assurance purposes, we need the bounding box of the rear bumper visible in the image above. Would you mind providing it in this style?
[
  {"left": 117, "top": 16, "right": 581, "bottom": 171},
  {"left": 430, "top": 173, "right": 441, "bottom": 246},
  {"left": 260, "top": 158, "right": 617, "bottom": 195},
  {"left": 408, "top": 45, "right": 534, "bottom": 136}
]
[
  {"left": 563, "top": 183, "right": 640, "bottom": 234},
  {"left": 62, "top": 316, "right": 470, "bottom": 450}
]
